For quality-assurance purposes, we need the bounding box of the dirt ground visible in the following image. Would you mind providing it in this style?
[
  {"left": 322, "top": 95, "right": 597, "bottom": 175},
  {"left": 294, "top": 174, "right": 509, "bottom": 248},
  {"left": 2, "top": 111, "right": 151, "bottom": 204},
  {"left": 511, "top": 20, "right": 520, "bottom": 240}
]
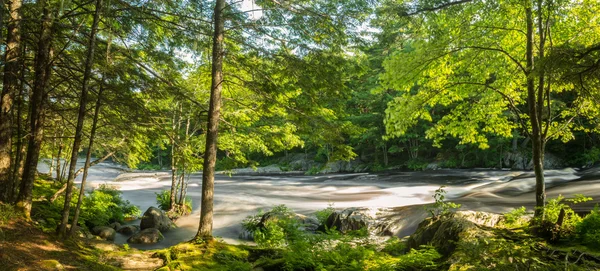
[{"left": 0, "top": 220, "right": 117, "bottom": 271}]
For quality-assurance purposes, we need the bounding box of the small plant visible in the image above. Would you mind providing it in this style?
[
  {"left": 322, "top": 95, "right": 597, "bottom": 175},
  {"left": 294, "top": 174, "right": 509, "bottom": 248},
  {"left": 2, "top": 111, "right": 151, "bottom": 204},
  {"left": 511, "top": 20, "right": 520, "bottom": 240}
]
[
  {"left": 426, "top": 186, "right": 461, "bottom": 217},
  {"left": 305, "top": 165, "right": 321, "bottom": 175},
  {"left": 122, "top": 243, "right": 130, "bottom": 251},
  {"left": 0, "top": 203, "right": 18, "bottom": 226},
  {"left": 395, "top": 246, "right": 441, "bottom": 270},
  {"left": 381, "top": 237, "right": 406, "bottom": 256},
  {"left": 315, "top": 203, "right": 336, "bottom": 225},
  {"left": 156, "top": 190, "right": 192, "bottom": 217},
  {"left": 503, "top": 206, "right": 529, "bottom": 228}
]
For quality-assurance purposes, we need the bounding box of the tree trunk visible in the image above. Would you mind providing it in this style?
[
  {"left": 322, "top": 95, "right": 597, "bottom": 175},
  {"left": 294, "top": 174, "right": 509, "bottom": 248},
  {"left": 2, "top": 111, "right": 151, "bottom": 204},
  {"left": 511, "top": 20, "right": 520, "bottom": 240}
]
[
  {"left": 525, "top": 3, "right": 546, "bottom": 219},
  {"left": 17, "top": 0, "right": 53, "bottom": 218},
  {"left": 0, "top": 0, "right": 23, "bottom": 202},
  {"left": 50, "top": 151, "right": 115, "bottom": 203},
  {"left": 56, "top": 131, "right": 63, "bottom": 180},
  {"left": 69, "top": 84, "right": 103, "bottom": 237},
  {"left": 196, "top": 0, "right": 225, "bottom": 240},
  {"left": 58, "top": 0, "right": 102, "bottom": 238},
  {"left": 169, "top": 104, "right": 178, "bottom": 211}
]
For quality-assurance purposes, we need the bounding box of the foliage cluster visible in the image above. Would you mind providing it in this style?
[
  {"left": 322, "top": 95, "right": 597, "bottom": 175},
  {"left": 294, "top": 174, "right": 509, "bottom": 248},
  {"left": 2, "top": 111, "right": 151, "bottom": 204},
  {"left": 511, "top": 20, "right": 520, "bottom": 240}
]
[
  {"left": 31, "top": 181, "right": 140, "bottom": 231},
  {"left": 576, "top": 206, "right": 600, "bottom": 250},
  {"left": 155, "top": 190, "right": 192, "bottom": 215},
  {"left": 240, "top": 205, "right": 443, "bottom": 271}
]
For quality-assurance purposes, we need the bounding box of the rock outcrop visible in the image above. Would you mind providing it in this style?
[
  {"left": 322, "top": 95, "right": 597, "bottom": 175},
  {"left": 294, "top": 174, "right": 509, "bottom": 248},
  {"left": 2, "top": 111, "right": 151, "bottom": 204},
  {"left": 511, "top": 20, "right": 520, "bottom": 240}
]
[
  {"left": 140, "top": 207, "right": 174, "bottom": 232},
  {"left": 320, "top": 208, "right": 371, "bottom": 233},
  {"left": 127, "top": 228, "right": 163, "bottom": 244},
  {"left": 92, "top": 226, "right": 116, "bottom": 241},
  {"left": 117, "top": 225, "right": 139, "bottom": 235}
]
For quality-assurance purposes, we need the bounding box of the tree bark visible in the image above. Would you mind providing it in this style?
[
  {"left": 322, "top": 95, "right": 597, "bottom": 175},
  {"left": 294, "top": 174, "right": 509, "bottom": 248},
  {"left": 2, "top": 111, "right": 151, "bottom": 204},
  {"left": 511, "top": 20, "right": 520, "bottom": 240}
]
[
  {"left": 0, "top": 0, "right": 23, "bottom": 202},
  {"left": 69, "top": 84, "right": 103, "bottom": 238},
  {"left": 17, "top": 0, "right": 53, "bottom": 219},
  {"left": 58, "top": 0, "right": 102, "bottom": 237},
  {"left": 525, "top": 3, "right": 546, "bottom": 218},
  {"left": 196, "top": 0, "right": 225, "bottom": 240}
]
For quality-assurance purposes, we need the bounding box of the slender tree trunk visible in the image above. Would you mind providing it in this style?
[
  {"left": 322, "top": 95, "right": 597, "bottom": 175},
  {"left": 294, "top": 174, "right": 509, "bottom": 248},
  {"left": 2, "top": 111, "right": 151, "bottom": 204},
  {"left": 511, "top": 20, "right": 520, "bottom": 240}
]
[
  {"left": 196, "top": 0, "right": 225, "bottom": 240},
  {"left": 525, "top": 3, "right": 546, "bottom": 218},
  {"left": 58, "top": 0, "right": 102, "bottom": 238},
  {"left": 169, "top": 104, "right": 179, "bottom": 211},
  {"left": 50, "top": 151, "right": 115, "bottom": 203},
  {"left": 17, "top": 0, "right": 53, "bottom": 218},
  {"left": 0, "top": 0, "right": 23, "bottom": 202},
  {"left": 56, "top": 130, "right": 63, "bottom": 180},
  {"left": 69, "top": 85, "right": 103, "bottom": 237}
]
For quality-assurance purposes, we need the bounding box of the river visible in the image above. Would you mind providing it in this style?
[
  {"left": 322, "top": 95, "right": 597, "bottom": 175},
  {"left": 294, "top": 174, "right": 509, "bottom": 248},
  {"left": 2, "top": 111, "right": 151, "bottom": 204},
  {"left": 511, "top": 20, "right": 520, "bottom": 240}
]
[{"left": 37, "top": 160, "right": 600, "bottom": 250}]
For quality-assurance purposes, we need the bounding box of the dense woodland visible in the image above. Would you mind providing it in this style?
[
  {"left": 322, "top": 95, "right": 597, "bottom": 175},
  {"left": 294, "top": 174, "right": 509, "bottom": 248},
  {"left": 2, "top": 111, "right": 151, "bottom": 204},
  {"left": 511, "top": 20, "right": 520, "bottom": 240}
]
[{"left": 1, "top": 0, "right": 600, "bottom": 270}]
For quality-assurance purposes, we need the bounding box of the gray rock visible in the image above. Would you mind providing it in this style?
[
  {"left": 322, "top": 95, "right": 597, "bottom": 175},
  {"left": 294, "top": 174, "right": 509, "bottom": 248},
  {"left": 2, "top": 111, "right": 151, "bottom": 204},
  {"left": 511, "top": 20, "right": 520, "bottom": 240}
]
[
  {"left": 140, "top": 207, "right": 173, "bottom": 232},
  {"left": 117, "top": 225, "right": 139, "bottom": 235},
  {"left": 320, "top": 208, "right": 370, "bottom": 233},
  {"left": 92, "top": 226, "right": 116, "bottom": 241},
  {"left": 108, "top": 222, "right": 121, "bottom": 230},
  {"left": 127, "top": 228, "right": 163, "bottom": 244}
]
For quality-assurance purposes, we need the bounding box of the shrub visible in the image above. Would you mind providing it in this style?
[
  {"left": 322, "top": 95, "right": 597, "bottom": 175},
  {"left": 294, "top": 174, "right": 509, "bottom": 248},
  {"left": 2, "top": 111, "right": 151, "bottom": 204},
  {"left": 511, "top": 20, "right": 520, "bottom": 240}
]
[
  {"left": 576, "top": 206, "right": 600, "bottom": 250},
  {"left": 80, "top": 185, "right": 141, "bottom": 228},
  {"left": 406, "top": 159, "right": 428, "bottom": 171},
  {"left": 395, "top": 246, "right": 441, "bottom": 271},
  {"left": 156, "top": 190, "right": 171, "bottom": 210},
  {"left": 503, "top": 206, "right": 529, "bottom": 228},
  {"left": 381, "top": 237, "right": 406, "bottom": 256},
  {"left": 243, "top": 205, "right": 302, "bottom": 248}
]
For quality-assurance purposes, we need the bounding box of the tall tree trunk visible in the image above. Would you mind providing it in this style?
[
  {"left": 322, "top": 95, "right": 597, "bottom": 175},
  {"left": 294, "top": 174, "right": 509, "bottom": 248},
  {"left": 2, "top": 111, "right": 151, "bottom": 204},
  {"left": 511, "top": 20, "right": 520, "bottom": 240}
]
[
  {"left": 58, "top": 0, "right": 102, "bottom": 238},
  {"left": 17, "top": 0, "right": 53, "bottom": 218},
  {"left": 169, "top": 103, "right": 179, "bottom": 211},
  {"left": 0, "top": 0, "right": 23, "bottom": 202},
  {"left": 196, "top": 0, "right": 225, "bottom": 240},
  {"left": 69, "top": 85, "right": 103, "bottom": 237},
  {"left": 56, "top": 130, "right": 63, "bottom": 180},
  {"left": 525, "top": 3, "right": 546, "bottom": 218},
  {"left": 10, "top": 43, "right": 28, "bottom": 202}
]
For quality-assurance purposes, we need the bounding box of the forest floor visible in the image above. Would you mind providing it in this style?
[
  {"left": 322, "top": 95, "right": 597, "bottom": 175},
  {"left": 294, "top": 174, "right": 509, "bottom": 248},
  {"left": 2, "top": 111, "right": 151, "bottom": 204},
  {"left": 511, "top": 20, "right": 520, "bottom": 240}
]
[
  {"left": 0, "top": 219, "right": 118, "bottom": 270},
  {"left": 0, "top": 218, "right": 165, "bottom": 271}
]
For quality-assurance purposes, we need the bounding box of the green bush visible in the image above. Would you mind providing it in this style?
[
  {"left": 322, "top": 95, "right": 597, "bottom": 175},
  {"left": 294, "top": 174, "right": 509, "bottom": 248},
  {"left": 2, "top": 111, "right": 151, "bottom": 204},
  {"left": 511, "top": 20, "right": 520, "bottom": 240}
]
[
  {"left": 80, "top": 185, "right": 141, "bottom": 228},
  {"left": 243, "top": 205, "right": 302, "bottom": 248},
  {"left": 395, "top": 246, "right": 441, "bottom": 271},
  {"left": 156, "top": 190, "right": 171, "bottom": 210},
  {"left": 381, "top": 237, "right": 406, "bottom": 256},
  {"left": 576, "top": 206, "right": 600, "bottom": 250},
  {"left": 406, "top": 159, "right": 428, "bottom": 171},
  {"left": 503, "top": 206, "right": 529, "bottom": 228}
]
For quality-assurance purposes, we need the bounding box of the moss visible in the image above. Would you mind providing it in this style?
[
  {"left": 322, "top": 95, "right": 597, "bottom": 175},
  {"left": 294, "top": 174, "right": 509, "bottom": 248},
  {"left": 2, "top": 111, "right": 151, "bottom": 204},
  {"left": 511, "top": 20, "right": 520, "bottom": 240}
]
[{"left": 40, "top": 259, "right": 64, "bottom": 270}]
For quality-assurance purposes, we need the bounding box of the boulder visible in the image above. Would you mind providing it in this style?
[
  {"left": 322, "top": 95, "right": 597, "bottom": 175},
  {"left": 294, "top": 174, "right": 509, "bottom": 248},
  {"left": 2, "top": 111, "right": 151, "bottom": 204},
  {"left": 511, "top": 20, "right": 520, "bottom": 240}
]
[
  {"left": 127, "top": 228, "right": 164, "bottom": 244},
  {"left": 117, "top": 225, "right": 140, "bottom": 235},
  {"left": 108, "top": 222, "right": 121, "bottom": 230},
  {"left": 406, "top": 214, "right": 475, "bottom": 256},
  {"left": 140, "top": 207, "right": 174, "bottom": 232},
  {"left": 320, "top": 208, "right": 370, "bottom": 233},
  {"left": 92, "top": 226, "right": 116, "bottom": 241}
]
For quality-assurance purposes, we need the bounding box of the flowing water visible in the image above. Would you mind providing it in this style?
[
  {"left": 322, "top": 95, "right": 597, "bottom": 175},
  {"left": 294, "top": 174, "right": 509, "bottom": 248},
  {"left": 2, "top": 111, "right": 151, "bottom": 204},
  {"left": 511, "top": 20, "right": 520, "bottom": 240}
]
[{"left": 38, "top": 161, "right": 600, "bottom": 250}]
